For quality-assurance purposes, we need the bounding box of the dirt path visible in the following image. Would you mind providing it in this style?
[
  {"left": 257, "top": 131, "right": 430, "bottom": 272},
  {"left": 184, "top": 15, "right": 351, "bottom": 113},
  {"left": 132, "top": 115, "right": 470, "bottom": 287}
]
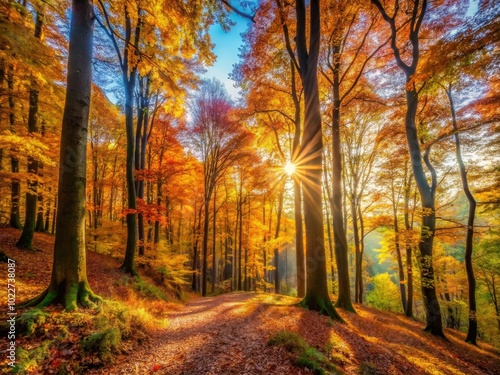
[{"left": 98, "top": 293, "right": 307, "bottom": 375}]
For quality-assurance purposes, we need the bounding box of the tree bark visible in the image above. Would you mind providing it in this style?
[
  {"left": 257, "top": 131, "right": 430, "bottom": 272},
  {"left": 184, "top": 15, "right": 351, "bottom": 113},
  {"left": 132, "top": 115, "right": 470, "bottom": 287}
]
[
  {"left": 23, "top": 0, "right": 100, "bottom": 310},
  {"left": 274, "top": 184, "right": 284, "bottom": 294},
  {"left": 295, "top": 0, "right": 342, "bottom": 320},
  {"left": 445, "top": 85, "right": 477, "bottom": 344},
  {"left": 8, "top": 65, "right": 22, "bottom": 229},
  {"left": 212, "top": 188, "right": 217, "bottom": 293},
  {"left": 237, "top": 184, "right": 243, "bottom": 291},
  {"left": 329, "top": 45, "right": 355, "bottom": 312},
  {"left": 371, "top": 0, "right": 444, "bottom": 337},
  {"left": 121, "top": 70, "right": 138, "bottom": 275},
  {"left": 392, "top": 180, "right": 407, "bottom": 313},
  {"left": 404, "top": 162, "right": 414, "bottom": 318},
  {"left": 16, "top": 78, "right": 40, "bottom": 250},
  {"left": 291, "top": 62, "right": 305, "bottom": 298}
]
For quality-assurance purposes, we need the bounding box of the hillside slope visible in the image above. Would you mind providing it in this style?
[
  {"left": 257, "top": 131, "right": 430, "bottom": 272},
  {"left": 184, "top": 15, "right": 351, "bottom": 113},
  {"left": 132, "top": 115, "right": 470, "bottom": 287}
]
[{"left": 1, "top": 228, "right": 499, "bottom": 374}]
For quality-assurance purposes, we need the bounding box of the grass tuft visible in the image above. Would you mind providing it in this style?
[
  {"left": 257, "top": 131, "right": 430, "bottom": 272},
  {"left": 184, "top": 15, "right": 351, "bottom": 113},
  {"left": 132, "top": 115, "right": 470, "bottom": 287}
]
[
  {"left": 268, "top": 330, "right": 343, "bottom": 374},
  {"left": 19, "top": 309, "right": 49, "bottom": 337}
]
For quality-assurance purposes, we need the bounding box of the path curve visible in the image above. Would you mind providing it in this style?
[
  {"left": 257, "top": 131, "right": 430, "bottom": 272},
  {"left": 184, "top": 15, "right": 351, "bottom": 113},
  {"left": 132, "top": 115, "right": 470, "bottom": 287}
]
[{"left": 96, "top": 292, "right": 307, "bottom": 375}]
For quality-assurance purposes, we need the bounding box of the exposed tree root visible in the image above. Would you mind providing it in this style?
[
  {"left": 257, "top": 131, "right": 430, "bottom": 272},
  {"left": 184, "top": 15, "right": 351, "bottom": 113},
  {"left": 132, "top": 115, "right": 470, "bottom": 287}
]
[
  {"left": 120, "top": 263, "right": 138, "bottom": 277},
  {"left": 298, "top": 294, "right": 345, "bottom": 323},
  {"left": 334, "top": 296, "right": 356, "bottom": 313},
  {"left": 20, "top": 281, "right": 101, "bottom": 311}
]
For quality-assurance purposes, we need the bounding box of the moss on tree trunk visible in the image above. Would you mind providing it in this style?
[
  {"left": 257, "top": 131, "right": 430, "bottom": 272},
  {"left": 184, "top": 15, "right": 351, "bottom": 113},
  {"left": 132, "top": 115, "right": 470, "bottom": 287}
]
[{"left": 23, "top": 0, "right": 100, "bottom": 310}]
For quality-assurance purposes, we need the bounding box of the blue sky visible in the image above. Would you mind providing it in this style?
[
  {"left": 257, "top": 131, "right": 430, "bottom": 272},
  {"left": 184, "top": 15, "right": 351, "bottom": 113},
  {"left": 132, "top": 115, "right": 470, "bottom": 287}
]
[{"left": 204, "top": 13, "right": 253, "bottom": 100}]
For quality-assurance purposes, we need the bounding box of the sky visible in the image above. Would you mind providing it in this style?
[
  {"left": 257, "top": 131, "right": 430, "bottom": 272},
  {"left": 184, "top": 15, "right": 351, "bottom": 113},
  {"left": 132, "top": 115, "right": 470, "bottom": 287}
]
[{"left": 203, "top": 13, "right": 253, "bottom": 100}]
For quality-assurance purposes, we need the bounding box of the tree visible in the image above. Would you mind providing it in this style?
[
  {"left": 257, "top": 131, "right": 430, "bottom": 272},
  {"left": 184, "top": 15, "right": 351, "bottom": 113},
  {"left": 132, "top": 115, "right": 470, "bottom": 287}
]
[
  {"left": 367, "top": 273, "right": 402, "bottom": 312},
  {"left": 189, "top": 78, "right": 253, "bottom": 296},
  {"left": 371, "top": 0, "right": 445, "bottom": 337},
  {"left": 24, "top": 0, "right": 100, "bottom": 310},
  {"left": 442, "top": 83, "right": 478, "bottom": 344},
  {"left": 234, "top": 1, "right": 306, "bottom": 297},
  {"left": 292, "top": 0, "right": 342, "bottom": 320},
  {"left": 96, "top": 0, "right": 217, "bottom": 275}
]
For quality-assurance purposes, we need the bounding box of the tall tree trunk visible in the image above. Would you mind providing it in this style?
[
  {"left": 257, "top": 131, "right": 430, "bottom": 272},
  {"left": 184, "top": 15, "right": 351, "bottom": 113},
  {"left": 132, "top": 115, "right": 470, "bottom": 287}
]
[
  {"left": 51, "top": 195, "right": 57, "bottom": 234},
  {"left": 290, "top": 61, "right": 305, "bottom": 298},
  {"left": 357, "top": 204, "right": 365, "bottom": 304},
  {"left": 274, "top": 184, "right": 284, "bottom": 294},
  {"left": 445, "top": 85, "right": 477, "bottom": 344},
  {"left": 352, "top": 194, "right": 362, "bottom": 304},
  {"left": 202, "top": 194, "right": 211, "bottom": 296},
  {"left": 392, "top": 181, "right": 407, "bottom": 313},
  {"left": 372, "top": 0, "right": 443, "bottom": 337},
  {"left": 135, "top": 75, "right": 151, "bottom": 256},
  {"left": 16, "top": 78, "right": 40, "bottom": 250},
  {"left": 121, "top": 74, "right": 138, "bottom": 275},
  {"left": 212, "top": 188, "right": 217, "bottom": 293},
  {"left": 113, "top": 4, "right": 141, "bottom": 276},
  {"left": 8, "top": 65, "right": 22, "bottom": 229},
  {"left": 295, "top": 0, "right": 342, "bottom": 320},
  {"left": 33, "top": 10, "right": 45, "bottom": 233},
  {"left": 24, "top": 0, "right": 99, "bottom": 310},
  {"left": 408, "top": 87, "right": 443, "bottom": 336},
  {"left": 404, "top": 162, "right": 414, "bottom": 318},
  {"left": 35, "top": 116, "right": 46, "bottom": 235},
  {"left": 323, "top": 159, "right": 336, "bottom": 295},
  {"left": 44, "top": 188, "right": 51, "bottom": 232},
  {"left": 237, "top": 191, "right": 243, "bottom": 291},
  {"left": 18, "top": 8, "right": 46, "bottom": 245},
  {"left": 191, "top": 203, "right": 202, "bottom": 292},
  {"left": 35, "top": 190, "right": 45, "bottom": 232},
  {"left": 331, "top": 50, "right": 354, "bottom": 312}
]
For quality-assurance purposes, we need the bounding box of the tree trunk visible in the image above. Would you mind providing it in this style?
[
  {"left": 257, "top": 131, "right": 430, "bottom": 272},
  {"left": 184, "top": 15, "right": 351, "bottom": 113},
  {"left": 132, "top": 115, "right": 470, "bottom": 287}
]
[
  {"left": 445, "top": 85, "right": 477, "bottom": 344},
  {"left": 118, "top": 4, "right": 141, "bottom": 276},
  {"left": 326, "top": 202, "right": 336, "bottom": 295},
  {"left": 293, "top": 178, "right": 305, "bottom": 297},
  {"left": 120, "top": 74, "right": 138, "bottom": 275},
  {"left": 201, "top": 196, "right": 210, "bottom": 296},
  {"left": 392, "top": 182, "right": 407, "bottom": 313},
  {"left": 371, "top": 0, "right": 443, "bottom": 337},
  {"left": 358, "top": 205, "right": 365, "bottom": 304},
  {"left": 404, "top": 162, "right": 414, "bottom": 318},
  {"left": 274, "top": 185, "right": 284, "bottom": 294},
  {"left": 352, "top": 194, "right": 362, "bottom": 304},
  {"left": 406, "top": 88, "right": 444, "bottom": 337},
  {"left": 8, "top": 65, "right": 22, "bottom": 229},
  {"left": 323, "top": 159, "right": 336, "bottom": 295},
  {"left": 212, "top": 188, "right": 217, "bottom": 293},
  {"left": 23, "top": 0, "right": 99, "bottom": 310},
  {"left": 154, "top": 176, "right": 162, "bottom": 244},
  {"left": 291, "top": 61, "right": 305, "bottom": 298},
  {"left": 51, "top": 195, "right": 57, "bottom": 234},
  {"left": 44, "top": 188, "right": 51, "bottom": 232},
  {"left": 35, "top": 192, "right": 45, "bottom": 232},
  {"left": 237, "top": 193, "right": 243, "bottom": 291},
  {"left": 295, "top": 0, "right": 342, "bottom": 320},
  {"left": 331, "top": 61, "right": 354, "bottom": 312},
  {"left": 16, "top": 78, "right": 40, "bottom": 250}
]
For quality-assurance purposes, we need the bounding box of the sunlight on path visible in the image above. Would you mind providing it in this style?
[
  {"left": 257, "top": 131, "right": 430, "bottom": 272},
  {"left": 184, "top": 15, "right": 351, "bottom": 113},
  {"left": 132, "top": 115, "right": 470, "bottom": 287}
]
[{"left": 94, "top": 293, "right": 306, "bottom": 375}]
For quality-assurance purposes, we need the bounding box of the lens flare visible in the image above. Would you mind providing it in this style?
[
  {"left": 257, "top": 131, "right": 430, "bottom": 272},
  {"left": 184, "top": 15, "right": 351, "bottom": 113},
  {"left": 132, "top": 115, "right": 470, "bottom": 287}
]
[{"left": 284, "top": 161, "right": 296, "bottom": 176}]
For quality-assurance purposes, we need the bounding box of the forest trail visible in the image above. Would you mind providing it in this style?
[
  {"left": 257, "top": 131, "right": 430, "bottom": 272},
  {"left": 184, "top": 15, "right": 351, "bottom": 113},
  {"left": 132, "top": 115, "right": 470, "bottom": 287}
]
[
  {"left": 93, "top": 290, "right": 500, "bottom": 375},
  {"left": 91, "top": 292, "right": 309, "bottom": 375}
]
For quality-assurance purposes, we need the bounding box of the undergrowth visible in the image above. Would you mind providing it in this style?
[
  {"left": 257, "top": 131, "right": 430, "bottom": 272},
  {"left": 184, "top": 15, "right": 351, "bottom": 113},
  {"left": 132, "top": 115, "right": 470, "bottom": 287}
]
[
  {"left": 6, "top": 300, "right": 167, "bottom": 374},
  {"left": 268, "top": 330, "right": 343, "bottom": 375}
]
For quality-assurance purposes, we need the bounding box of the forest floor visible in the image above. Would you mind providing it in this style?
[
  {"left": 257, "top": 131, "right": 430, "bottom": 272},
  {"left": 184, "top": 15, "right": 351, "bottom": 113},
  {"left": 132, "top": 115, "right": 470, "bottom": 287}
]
[{"left": 1, "top": 228, "right": 499, "bottom": 375}]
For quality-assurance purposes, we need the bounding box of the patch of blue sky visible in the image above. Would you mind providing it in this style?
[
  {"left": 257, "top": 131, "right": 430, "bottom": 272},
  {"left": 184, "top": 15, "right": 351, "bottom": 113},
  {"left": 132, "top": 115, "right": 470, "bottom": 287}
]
[{"left": 203, "top": 12, "right": 253, "bottom": 100}]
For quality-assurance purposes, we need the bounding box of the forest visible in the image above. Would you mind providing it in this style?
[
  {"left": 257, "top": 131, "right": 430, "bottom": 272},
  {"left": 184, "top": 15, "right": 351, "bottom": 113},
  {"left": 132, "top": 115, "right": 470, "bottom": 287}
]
[{"left": 0, "top": 0, "right": 499, "bottom": 374}]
